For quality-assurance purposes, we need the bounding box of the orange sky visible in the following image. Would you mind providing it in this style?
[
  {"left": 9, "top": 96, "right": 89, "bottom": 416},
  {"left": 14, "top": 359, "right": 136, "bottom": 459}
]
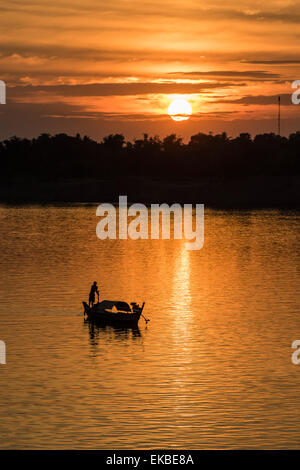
[{"left": 0, "top": 0, "right": 300, "bottom": 139}]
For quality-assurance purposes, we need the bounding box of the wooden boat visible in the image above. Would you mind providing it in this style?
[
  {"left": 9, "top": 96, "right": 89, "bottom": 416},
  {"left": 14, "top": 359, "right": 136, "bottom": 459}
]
[{"left": 82, "top": 300, "right": 146, "bottom": 327}]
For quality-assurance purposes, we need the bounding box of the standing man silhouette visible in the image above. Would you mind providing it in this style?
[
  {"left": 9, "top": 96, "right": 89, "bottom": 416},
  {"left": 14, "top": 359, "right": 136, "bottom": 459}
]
[{"left": 89, "top": 281, "right": 99, "bottom": 307}]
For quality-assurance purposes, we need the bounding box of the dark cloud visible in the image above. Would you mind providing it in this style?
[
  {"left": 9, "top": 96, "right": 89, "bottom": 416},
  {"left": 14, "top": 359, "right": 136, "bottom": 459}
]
[
  {"left": 7, "top": 81, "right": 246, "bottom": 100},
  {"left": 3, "top": 2, "right": 300, "bottom": 24},
  {"left": 223, "top": 10, "right": 300, "bottom": 24},
  {"left": 242, "top": 60, "right": 300, "bottom": 65},
  {"left": 220, "top": 94, "right": 293, "bottom": 106},
  {"left": 167, "top": 70, "right": 281, "bottom": 80}
]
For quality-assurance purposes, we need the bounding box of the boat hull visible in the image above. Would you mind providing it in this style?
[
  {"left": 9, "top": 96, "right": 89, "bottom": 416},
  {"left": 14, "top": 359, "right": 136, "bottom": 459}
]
[{"left": 82, "top": 302, "right": 141, "bottom": 326}]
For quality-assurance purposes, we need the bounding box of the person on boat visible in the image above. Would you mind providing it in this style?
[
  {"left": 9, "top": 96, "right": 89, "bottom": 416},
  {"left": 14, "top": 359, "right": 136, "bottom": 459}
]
[{"left": 89, "top": 281, "right": 99, "bottom": 307}]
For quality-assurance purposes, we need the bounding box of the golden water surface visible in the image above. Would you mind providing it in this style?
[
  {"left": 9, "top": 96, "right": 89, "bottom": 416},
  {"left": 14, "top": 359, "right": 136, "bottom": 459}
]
[{"left": 0, "top": 205, "right": 299, "bottom": 449}]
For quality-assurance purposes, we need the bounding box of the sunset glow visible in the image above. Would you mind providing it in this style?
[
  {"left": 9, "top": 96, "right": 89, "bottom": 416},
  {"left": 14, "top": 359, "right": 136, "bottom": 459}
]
[
  {"left": 168, "top": 98, "right": 192, "bottom": 121},
  {"left": 0, "top": 1, "right": 300, "bottom": 139}
]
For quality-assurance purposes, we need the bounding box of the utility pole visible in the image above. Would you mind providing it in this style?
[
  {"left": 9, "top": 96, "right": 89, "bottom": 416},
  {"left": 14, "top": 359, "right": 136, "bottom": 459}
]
[{"left": 278, "top": 96, "right": 281, "bottom": 136}]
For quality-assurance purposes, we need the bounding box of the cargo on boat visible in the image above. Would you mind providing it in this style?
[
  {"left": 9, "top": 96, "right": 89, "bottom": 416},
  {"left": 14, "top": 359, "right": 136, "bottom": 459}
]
[{"left": 82, "top": 300, "right": 146, "bottom": 326}]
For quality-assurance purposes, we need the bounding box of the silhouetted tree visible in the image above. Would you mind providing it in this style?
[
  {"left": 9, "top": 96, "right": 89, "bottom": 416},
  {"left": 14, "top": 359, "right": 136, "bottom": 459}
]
[{"left": 0, "top": 131, "right": 299, "bottom": 184}]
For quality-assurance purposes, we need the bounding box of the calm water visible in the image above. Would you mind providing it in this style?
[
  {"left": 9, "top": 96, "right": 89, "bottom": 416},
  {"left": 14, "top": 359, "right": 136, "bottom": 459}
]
[{"left": 0, "top": 205, "right": 299, "bottom": 449}]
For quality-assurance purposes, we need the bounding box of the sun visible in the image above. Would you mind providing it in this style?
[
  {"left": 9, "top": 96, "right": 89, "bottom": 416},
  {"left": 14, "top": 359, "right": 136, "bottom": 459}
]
[{"left": 168, "top": 98, "right": 192, "bottom": 121}]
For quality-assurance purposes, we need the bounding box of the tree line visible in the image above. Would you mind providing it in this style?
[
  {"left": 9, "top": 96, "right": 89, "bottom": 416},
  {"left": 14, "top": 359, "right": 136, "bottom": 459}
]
[{"left": 1, "top": 131, "right": 299, "bottom": 180}]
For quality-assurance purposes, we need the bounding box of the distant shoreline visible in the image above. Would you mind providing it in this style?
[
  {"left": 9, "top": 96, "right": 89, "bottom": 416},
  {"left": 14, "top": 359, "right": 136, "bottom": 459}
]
[{"left": 1, "top": 175, "right": 299, "bottom": 209}]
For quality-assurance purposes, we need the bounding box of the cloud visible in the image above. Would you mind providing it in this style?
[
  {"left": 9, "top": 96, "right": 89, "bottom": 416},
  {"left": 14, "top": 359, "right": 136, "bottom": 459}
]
[
  {"left": 8, "top": 81, "right": 246, "bottom": 100},
  {"left": 167, "top": 70, "right": 281, "bottom": 80},
  {"left": 220, "top": 93, "right": 293, "bottom": 105},
  {"left": 242, "top": 60, "right": 300, "bottom": 65}
]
